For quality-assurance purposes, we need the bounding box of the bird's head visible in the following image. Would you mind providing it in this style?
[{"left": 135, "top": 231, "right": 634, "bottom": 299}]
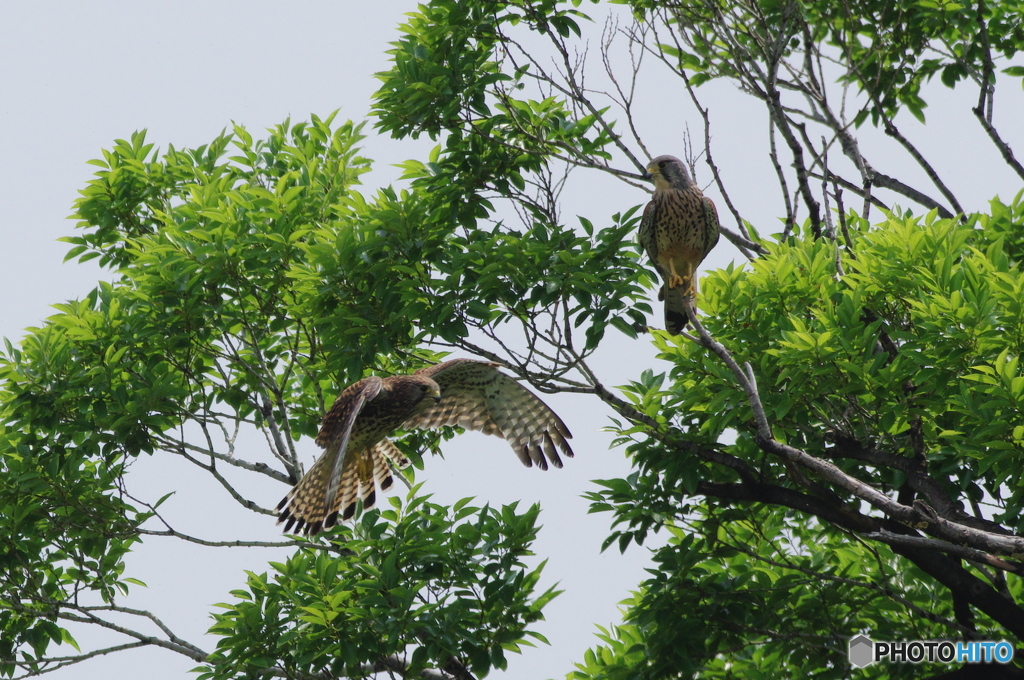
[
  {"left": 644, "top": 155, "right": 694, "bottom": 191},
  {"left": 410, "top": 377, "right": 442, "bottom": 404}
]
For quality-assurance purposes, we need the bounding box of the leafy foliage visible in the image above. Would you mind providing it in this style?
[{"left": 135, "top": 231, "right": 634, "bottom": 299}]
[
  {"left": 591, "top": 197, "right": 1024, "bottom": 677},
  {"left": 3, "top": 0, "right": 1024, "bottom": 677},
  {"left": 199, "top": 496, "right": 555, "bottom": 679},
  {"left": 2, "top": 107, "right": 618, "bottom": 676}
]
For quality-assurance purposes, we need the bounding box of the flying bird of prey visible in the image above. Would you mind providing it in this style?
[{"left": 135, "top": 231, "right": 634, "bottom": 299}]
[
  {"left": 638, "top": 155, "right": 720, "bottom": 333},
  {"left": 276, "top": 358, "right": 574, "bottom": 535}
]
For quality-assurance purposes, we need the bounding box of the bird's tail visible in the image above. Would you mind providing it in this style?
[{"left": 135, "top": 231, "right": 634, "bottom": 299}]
[
  {"left": 275, "top": 439, "right": 412, "bottom": 536},
  {"left": 663, "top": 283, "right": 693, "bottom": 334}
]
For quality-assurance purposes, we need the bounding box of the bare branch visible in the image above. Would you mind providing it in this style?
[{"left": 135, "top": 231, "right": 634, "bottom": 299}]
[
  {"left": 880, "top": 118, "right": 963, "bottom": 216},
  {"left": 138, "top": 527, "right": 300, "bottom": 549},
  {"left": 12, "top": 642, "right": 150, "bottom": 679},
  {"left": 973, "top": 105, "right": 1024, "bottom": 181},
  {"left": 601, "top": 15, "right": 651, "bottom": 161}
]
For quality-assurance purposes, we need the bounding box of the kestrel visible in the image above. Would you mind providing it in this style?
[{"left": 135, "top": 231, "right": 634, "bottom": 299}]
[
  {"left": 276, "top": 358, "right": 574, "bottom": 535},
  {"left": 638, "top": 155, "right": 720, "bottom": 333}
]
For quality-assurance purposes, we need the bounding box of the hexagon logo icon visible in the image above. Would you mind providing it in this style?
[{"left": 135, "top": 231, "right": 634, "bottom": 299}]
[{"left": 849, "top": 634, "right": 875, "bottom": 668}]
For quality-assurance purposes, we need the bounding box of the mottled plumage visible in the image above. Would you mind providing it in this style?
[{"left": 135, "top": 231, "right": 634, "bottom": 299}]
[
  {"left": 638, "top": 155, "right": 720, "bottom": 333},
  {"left": 276, "top": 359, "right": 574, "bottom": 535}
]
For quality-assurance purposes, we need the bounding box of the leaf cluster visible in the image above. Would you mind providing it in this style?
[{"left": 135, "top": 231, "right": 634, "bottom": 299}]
[
  {"left": 635, "top": 0, "right": 1024, "bottom": 125},
  {"left": 587, "top": 192, "right": 1024, "bottom": 677},
  {"left": 0, "top": 100, "right": 633, "bottom": 673},
  {"left": 198, "top": 496, "right": 556, "bottom": 679}
]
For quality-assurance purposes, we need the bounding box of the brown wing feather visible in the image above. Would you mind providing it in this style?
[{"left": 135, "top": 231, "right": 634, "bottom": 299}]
[
  {"left": 277, "top": 446, "right": 333, "bottom": 535},
  {"left": 316, "top": 439, "right": 397, "bottom": 530},
  {"left": 702, "top": 196, "right": 720, "bottom": 256},
  {"left": 276, "top": 443, "right": 390, "bottom": 535},
  {"left": 406, "top": 359, "right": 573, "bottom": 470},
  {"left": 638, "top": 199, "right": 659, "bottom": 264},
  {"left": 320, "top": 377, "right": 383, "bottom": 517},
  {"left": 277, "top": 376, "right": 385, "bottom": 535},
  {"left": 375, "top": 437, "right": 412, "bottom": 470}
]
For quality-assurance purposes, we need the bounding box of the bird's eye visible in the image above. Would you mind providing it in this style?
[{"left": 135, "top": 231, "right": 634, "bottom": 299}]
[
  {"left": 420, "top": 385, "right": 430, "bottom": 392},
  {"left": 659, "top": 160, "right": 667, "bottom": 169}
]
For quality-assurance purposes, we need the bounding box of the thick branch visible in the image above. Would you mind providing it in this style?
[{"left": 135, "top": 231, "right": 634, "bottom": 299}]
[
  {"left": 685, "top": 308, "right": 1024, "bottom": 559},
  {"left": 139, "top": 527, "right": 300, "bottom": 549},
  {"left": 827, "top": 434, "right": 1008, "bottom": 535},
  {"left": 695, "top": 478, "right": 1024, "bottom": 636},
  {"left": 865, "top": 530, "right": 1021, "bottom": 574}
]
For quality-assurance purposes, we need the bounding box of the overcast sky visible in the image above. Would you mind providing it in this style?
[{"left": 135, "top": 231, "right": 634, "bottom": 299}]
[{"left": 2, "top": 3, "right": 1022, "bottom": 679}]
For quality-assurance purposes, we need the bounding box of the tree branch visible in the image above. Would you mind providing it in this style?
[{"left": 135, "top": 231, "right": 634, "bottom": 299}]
[{"left": 684, "top": 307, "right": 1024, "bottom": 561}]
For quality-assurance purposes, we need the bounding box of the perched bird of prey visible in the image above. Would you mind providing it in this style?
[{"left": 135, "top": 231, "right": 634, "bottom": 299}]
[
  {"left": 638, "top": 155, "right": 720, "bottom": 333},
  {"left": 276, "top": 358, "right": 574, "bottom": 535}
]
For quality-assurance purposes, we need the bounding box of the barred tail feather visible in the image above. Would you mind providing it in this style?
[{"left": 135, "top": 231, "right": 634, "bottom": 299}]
[{"left": 663, "top": 284, "right": 691, "bottom": 334}]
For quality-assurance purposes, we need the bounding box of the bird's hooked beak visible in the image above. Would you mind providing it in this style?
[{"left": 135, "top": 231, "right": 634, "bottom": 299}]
[
  {"left": 429, "top": 386, "right": 442, "bottom": 403},
  {"left": 642, "top": 167, "right": 654, "bottom": 182}
]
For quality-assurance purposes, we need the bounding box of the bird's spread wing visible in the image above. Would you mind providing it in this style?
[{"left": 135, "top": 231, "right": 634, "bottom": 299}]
[
  {"left": 375, "top": 437, "right": 412, "bottom": 471},
  {"left": 277, "top": 361, "right": 569, "bottom": 534},
  {"left": 320, "top": 376, "right": 383, "bottom": 516},
  {"left": 406, "top": 359, "right": 573, "bottom": 470},
  {"left": 277, "top": 376, "right": 383, "bottom": 535}
]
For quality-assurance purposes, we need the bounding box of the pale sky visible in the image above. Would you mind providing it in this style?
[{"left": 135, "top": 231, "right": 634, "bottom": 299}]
[{"left": 2, "top": 3, "right": 1022, "bottom": 679}]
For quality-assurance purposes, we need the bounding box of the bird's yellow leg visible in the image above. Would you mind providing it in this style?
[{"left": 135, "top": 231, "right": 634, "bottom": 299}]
[
  {"left": 678, "top": 261, "right": 697, "bottom": 301},
  {"left": 666, "top": 259, "right": 686, "bottom": 289}
]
